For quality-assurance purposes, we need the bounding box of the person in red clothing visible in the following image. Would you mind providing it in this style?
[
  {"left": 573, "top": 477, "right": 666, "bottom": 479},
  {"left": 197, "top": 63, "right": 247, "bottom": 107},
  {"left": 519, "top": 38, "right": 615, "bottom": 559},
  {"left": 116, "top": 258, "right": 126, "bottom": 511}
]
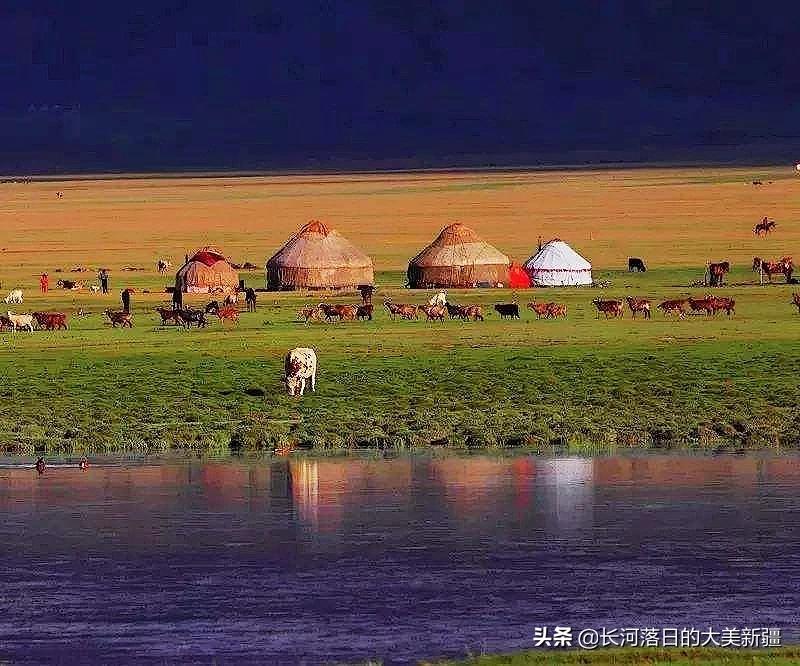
[{"left": 39, "top": 273, "right": 49, "bottom": 293}]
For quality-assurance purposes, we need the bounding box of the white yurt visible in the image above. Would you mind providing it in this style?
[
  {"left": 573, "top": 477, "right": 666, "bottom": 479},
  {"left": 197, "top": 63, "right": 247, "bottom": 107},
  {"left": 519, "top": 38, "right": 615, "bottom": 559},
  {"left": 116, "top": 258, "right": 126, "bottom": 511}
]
[{"left": 524, "top": 239, "right": 592, "bottom": 286}]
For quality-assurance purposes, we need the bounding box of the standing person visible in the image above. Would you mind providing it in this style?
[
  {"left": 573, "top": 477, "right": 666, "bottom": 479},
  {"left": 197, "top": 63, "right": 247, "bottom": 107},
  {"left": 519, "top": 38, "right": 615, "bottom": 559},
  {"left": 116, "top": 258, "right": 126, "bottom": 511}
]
[
  {"left": 172, "top": 276, "right": 183, "bottom": 310},
  {"left": 121, "top": 288, "right": 131, "bottom": 313},
  {"left": 39, "top": 273, "right": 49, "bottom": 293},
  {"left": 99, "top": 268, "right": 109, "bottom": 294},
  {"left": 245, "top": 287, "right": 256, "bottom": 312}
]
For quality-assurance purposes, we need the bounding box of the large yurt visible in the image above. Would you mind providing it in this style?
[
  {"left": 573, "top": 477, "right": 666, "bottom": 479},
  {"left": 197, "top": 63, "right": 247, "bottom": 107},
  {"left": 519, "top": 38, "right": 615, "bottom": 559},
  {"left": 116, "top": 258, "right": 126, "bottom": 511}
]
[
  {"left": 407, "top": 223, "right": 510, "bottom": 288},
  {"left": 523, "top": 239, "right": 592, "bottom": 286},
  {"left": 175, "top": 246, "right": 240, "bottom": 293},
  {"left": 265, "top": 220, "right": 374, "bottom": 290}
]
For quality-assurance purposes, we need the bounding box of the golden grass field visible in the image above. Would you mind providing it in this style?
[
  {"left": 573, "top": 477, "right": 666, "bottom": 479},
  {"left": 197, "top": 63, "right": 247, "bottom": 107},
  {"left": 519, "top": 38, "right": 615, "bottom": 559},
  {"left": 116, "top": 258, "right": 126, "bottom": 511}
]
[{"left": 1, "top": 165, "right": 799, "bottom": 283}]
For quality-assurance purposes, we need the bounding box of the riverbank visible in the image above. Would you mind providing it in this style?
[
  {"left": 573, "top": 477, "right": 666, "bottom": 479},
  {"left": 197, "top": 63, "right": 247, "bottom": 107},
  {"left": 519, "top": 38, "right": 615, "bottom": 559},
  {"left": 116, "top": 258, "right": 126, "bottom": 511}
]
[{"left": 428, "top": 647, "right": 800, "bottom": 665}]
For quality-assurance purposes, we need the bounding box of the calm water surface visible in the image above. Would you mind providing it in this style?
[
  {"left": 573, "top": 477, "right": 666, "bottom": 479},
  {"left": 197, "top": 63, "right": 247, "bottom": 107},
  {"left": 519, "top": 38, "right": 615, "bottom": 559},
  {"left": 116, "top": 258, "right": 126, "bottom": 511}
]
[{"left": 0, "top": 453, "right": 798, "bottom": 664}]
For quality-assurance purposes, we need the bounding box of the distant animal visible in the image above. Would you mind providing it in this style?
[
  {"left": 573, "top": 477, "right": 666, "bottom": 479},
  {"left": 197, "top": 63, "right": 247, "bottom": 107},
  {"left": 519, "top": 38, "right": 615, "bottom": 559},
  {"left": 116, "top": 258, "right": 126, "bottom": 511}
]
[
  {"left": 105, "top": 309, "right": 133, "bottom": 328},
  {"left": 384, "top": 299, "right": 418, "bottom": 320},
  {"left": 628, "top": 257, "right": 647, "bottom": 272},
  {"left": 752, "top": 180, "right": 763, "bottom": 186},
  {"left": 298, "top": 306, "right": 323, "bottom": 325},
  {"left": 215, "top": 304, "right": 240, "bottom": 324},
  {"left": 356, "top": 303, "right": 373, "bottom": 321},
  {"left": 420, "top": 304, "right": 447, "bottom": 321},
  {"left": 245, "top": 288, "right": 257, "bottom": 312},
  {"left": 32, "top": 311, "right": 68, "bottom": 330},
  {"left": 223, "top": 293, "right": 238, "bottom": 306},
  {"left": 56, "top": 279, "right": 81, "bottom": 290},
  {"left": 708, "top": 296, "right": 735, "bottom": 316},
  {"left": 5, "top": 311, "right": 34, "bottom": 332},
  {"left": 527, "top": 300, "right": 551, "bottom": 320},
  {"left": 687, "top": 296, "right": 715, "bottom": 315},
  {"left": 592, "top": 299, "right": 624, "bottom": 318},
  {"left": 205, "top": 300, "right": 220, "bottom": 314},
  {"left": 494, "top": 303, "right": 520, "bottom": 319},
  {"left": 89, "top": 285, "right": 100, "bottom": 293},
  {"left": 626, "top": 297, "right": 651, "bottom": 319},
  {"left": 792, "top": 293, "right": 800, "bottom": 313},
  {"left": 753, "top": 256, "right": 794, "bottom": 283},
  {"left": 753, "top": 217, "right": 777, "bottom": 236},
  {"left": 428, "top": 291, "right": 447, "bottom": 307},
  {"left": 284, "top": 347, "right": 317, "bottom": 397},
  {"left": 445, "top": 302, "right": 463, "bottom": 320},
  {"left": 708, "top": 261, "right": 730, "bottom": 287},
  {"left": 319, "top": 303, "right": 358, "bottom": 322},
  {"left": 156, "top": 307, "right": 183, "bottom": 326},
  {"left": 460, "top": 305, "right": 484, "bottom": 321},
  {"left": 657, "top": 299, "right": 687, "bottom": 318},
  {"left": 0, "top": 314, "right": 13, "bottom": 330},
  {"left": 157, "top": 259, "right": 172, "bottom": 274},
  {"left": 4, "top": 289, "right": 23, "bottom": 304},
  {"left": 176, "top": 308, "right": 207, "bottom": 328},
  {"left": 546, "top": 302, "right": 567, "bottom": 318}
]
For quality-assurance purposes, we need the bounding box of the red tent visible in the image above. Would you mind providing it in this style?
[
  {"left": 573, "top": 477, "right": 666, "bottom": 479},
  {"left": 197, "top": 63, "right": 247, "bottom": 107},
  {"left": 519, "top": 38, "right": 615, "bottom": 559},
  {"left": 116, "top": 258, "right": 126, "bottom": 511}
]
[{"left": 509, "top": 261, "right": 531, "bottom": 288}]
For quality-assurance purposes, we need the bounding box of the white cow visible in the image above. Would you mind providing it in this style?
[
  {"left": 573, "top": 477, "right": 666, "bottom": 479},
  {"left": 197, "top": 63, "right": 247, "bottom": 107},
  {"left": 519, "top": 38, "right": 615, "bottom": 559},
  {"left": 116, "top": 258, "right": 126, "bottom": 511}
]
[
  {"left": 283, "top": 347, "right": 317, "bottom": 396},
  {"left": 6, "top": 312, "right": 34, "bottom": 332},
  {"left": 428, "top": 290, "right": 447, "bottom": 307},
  {"left": 4, "top": 289, "right": 23, "bottom": 304}
]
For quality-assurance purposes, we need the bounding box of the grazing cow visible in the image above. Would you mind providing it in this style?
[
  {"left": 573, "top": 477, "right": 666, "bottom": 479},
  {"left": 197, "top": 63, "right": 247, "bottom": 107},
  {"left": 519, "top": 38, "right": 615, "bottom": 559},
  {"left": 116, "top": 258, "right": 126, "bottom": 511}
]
[
  {"left": 428, "top": 291, "right": 447, "bottom": 307},
  {"left": 156, "top": 307, "right": 183, "bottom": 326},
  {"left": 177, "top": 308, "right": 207, "bottom": 328},
  {"left": 592, "top": 299, "right": 624, "bottom": 319},
  {"left": 156, "top": 259, "right": 172, "bottom": 274},
  {"left": 625, "top": 297, "right": 651, "bottom": 319},
  {"left": 753, "top": 217, "right": 777, "bottom": 236},
  {"left": 708, "top": 261, "right": 730, "bottom": 287},
  {"left": 792, "top": 293, "right": 800, "bottom": 313},
  {"left": 319, "top": 303, "right": 358, "bottom": 322},
  {"left": 445, "top": 302, "right": 463, "bottom": 320},
  {"left": 460, "top": 305, "right": 484, "bottom": 321},
  {"left": 105, "top": 310, "right": 133, "bottom": 328},
  {"left": 687, "top": 296, "right": 715, "bottom": 315},
  {"left": 384, "top": 299, "right": 418, "bottom": 320},
  {"left": 5, "top": 311, "right": 34, "bottom": 332},
  {"left": 0, "top": 314, "right": 13, "bottom": 331},
  {"left": 753, "top": 256, "right": 793, "bottom": 283},
  {"left": 284, "top": 347, "right": 317, "bottom": 396},
  {"left": 494, "top": 303, "right": 520, "bottom": 319},
  {"left": 527, "top": 300, "right": 551, "bottom": 320},
  {"left": 356, "top": 304, "right": 374, "bottom": 321},
  {"left": 420, "top": 304, "right": 447, "bottom": 321},
  {"left": 628, "top": 257, "right": 647, "bottom": 272},
  {"left": 298, "top": 306, "right": 323, "bottom": 325},
  {"left": 56, "top": 279, "right": 81, "bottom": 290},
  {"left": 4, "top": 289, "right": 23, "bottom": 304},
  {"left": 32, "top": 312, "right": 68, "bottom": 330},
  {"left": 709, "top": 296, "right": 735, "bottom": 316},
  {"left": 657, "top": 299, "right": 687, "bottom": 318},
  {"left": 244, "top": 288, "right": 257, "bottom": 312},
  {"left": 546, "top": 302, "right": 567, "bottom": 318}
]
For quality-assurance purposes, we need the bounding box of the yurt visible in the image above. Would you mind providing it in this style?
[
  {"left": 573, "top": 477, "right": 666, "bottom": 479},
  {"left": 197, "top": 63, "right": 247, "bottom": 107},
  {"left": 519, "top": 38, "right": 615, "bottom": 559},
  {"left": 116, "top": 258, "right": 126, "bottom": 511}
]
[
  {"left": 407, "top": 223, "right": 510, "bottom": 288},
  {"left": 508, "top": 261, "right": 532, "bottom": 289},
  {"left": 175, "top": 246, "right": 240, "bottom": 293},
  {"left": 265, "top": 220, "right": 374, "bottom": 291},
  {"left": 523, "top": 239, "right": 592, "bottom": 286}
]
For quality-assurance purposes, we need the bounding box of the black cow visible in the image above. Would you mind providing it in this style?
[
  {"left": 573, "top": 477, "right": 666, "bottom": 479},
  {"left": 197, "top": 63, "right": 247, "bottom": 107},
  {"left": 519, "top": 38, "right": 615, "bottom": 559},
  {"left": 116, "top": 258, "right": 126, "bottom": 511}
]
[
  {"left": 494, "top": 303, "right": 520, "bottom": 319},
  {"left": 628, "top": 257, "right": 647, "bottom": 272}
]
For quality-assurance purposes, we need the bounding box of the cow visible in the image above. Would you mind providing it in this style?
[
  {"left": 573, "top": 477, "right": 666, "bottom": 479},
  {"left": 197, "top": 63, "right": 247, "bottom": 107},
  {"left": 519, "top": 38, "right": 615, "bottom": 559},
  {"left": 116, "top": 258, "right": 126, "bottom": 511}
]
[
  {"left": 284, "top": 347, "right": 317, "bottom": 396},
  {"left": 709, "top": 296, "right": 735, "bottom": 316},
  {"left": 156, "top": 307, "right": 183, "bottom": 326},
  {"left": 625, "top": 297, "right": 651, "bottom": 319},
  {"left": 56, "top": 279, "right": 82, "bottom": 290},
  {"left": 428, "top": 291, "right": 447, "bottom": 307},
  {"left": 384, "top": 299, "right": 418, "bottom": 320},
  {"left": 753, "top": 256, "right": 793, "bottom": 283},
  {"left": 527, "top": 300, "right": 551, "bottom": 320},
  {"left": 546, "top": 302, "right": 567, "bottom": 318},
  {"left": 657, "top": 299, "right": 687, "bottom": 318},
  {"left": 32, "top": 312, "right": 68, "bottom": 330},
  {"left": 708, "top": 261, "right": 730, "bottom": 287},
  {"left": 753, "top": 217, "right": 777, "bottom": 236},
  {"left": 419, "top": 304, "right": 447, "bottom": 321},
  {"left": 5, "top": 311, "right": 34, "bottom": 332},
  {"left": 319, "top": 303, "right": 358, "bottom": 322},
  {"left": 0, "top": 314, "right": 13, "bottom": 331},
  {"left": 176, "top": 308, "right": 207, "bottom": 328},
  {"left": 157, "top": 259, "right": 172, "bottom": 274},
  {"left": 105, "top": 310, "right": 133, "bottom": 328},
  {"left": 356, "top": 304, "right": 373, "bottom": 321},
  {"left": 628, "top": 257, "right": 647, "bottom": 272},
  {"left": 4, "top": 289, "right": 23, "bottom": 304},
  {"left": 445, "top": 302, "right": 463, "bottom": 320},
  {"left": 687, "top": 296, "right": 715, "bottom": 315},
  {"left": 460, "top": 305, "right": 484, "bottom": 321},
  {"left": 592, "top": 299, "right": 624, "bottom": 319},
  {"left": 494, "top": 303, "right": 520, "bottom": 319},
  {"left": 298, "top": 306, "right": 323, "bottom": 325},
  {"left": 792, "top": 293, "right": 800, "bottom": 313}
]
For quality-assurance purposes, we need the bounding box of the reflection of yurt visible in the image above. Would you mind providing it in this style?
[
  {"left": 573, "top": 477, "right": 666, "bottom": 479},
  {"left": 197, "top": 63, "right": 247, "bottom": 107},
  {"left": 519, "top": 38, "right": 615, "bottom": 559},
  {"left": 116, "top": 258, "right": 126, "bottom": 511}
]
[
  {"left": 265, "top": 221, "right": 374, "bottom": 291},
  {"left": 523, "top": 239, "right": 592, "bottom": 286},
  {"left": 508, "top": 261, "right": 532, "bottom": 288},
  {"left": 407, "top": 223, "right": 510, "bottom": 288},
  {"left": 175, "top": 246, "right": 239, "bottom": 293}
]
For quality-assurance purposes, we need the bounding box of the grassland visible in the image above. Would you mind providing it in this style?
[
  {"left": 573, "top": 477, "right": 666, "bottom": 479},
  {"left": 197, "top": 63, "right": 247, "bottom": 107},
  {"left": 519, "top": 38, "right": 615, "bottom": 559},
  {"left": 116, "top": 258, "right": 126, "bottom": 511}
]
[
  {"left": 0, "top": 166, "right": 799, "bottom": 454},
  {"left": 427, "top": 647, "right": 800, "bottom": 665}
]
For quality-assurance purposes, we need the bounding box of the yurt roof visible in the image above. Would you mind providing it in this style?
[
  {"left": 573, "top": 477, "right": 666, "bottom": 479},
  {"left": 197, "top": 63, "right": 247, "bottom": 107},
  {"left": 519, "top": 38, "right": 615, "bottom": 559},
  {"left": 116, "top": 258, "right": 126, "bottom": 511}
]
[
  {"left": 267, "top": 221, "right": 373, "bottom": 269},
  {"left": 187, "top": 246, "right": 230, "bottom": 267},
  {"left": 524, "top": 239, "right": 591, "bottom": 271},
  {"left": 410, "top": 223, "right": 509, "bottom": 267}
]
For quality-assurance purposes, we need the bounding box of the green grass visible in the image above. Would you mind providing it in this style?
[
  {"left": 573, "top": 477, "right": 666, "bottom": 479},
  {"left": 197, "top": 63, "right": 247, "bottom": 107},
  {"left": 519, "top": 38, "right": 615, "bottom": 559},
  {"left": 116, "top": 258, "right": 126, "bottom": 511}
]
[
  {"left": 1, "top": 267, "right": 799, "bottom": 454},
  {"left": 426, "top": 647, "right": 800, "bottom": 665}
]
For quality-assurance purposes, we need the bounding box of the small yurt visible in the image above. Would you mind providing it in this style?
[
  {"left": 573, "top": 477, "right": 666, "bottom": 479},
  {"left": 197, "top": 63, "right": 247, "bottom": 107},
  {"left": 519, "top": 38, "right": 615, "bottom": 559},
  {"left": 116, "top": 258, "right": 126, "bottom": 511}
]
[
  {"left": 175, "top": 246, "right": 240, "bottom": 293},
  {"left": 407, "top": 223, "right": 510, "bottom": 288},
  {"left": 265, "top": 220, "right": 374, "bottom": 291},
  {"left": 523, "top": 239, "right": 592, "bottom": 286},
  {"left": 508, "top": 261, "right": 532, "bottom": 289}
]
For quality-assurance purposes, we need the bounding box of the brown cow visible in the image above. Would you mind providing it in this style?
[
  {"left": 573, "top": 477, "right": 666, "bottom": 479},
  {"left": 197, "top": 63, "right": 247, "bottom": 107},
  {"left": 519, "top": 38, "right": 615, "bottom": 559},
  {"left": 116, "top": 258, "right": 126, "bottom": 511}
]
[
  {"left": 105, "top": 309, "right": 133, "bottom": 328},
  {"left": 32, "top": 311, "right": 68, "bottom": 330},
  {"left": 460, "top": 305, "right": 484, "bottom": 321},
  {"left": 298, "top": 306, "right": 323, "bottom": 325},
  {"left": 625, "top": 297, "right": 651, "bottom": 319},
  {"left": 792, "top": 293, "right": 800, "bottom": 313},
  {"left": 356, "top": 304, "right": 373, "bottom": 320},
  {"left": 419, "top": 304, "right": 447, "bottom": 321},
  {"left": 546, "top": 302, "right": 567, "bottom": 319},
  {"left": 753, "top": 256, "right": 793, "bottom": 283},
  {"left": 156, "top": 307, "right": 182, "bottom": 326},
  {"left": 708, "top": 261, "right": 730, "bottom": 287},
  {"left": 384, "top": 299, "right": 418, "bottom": 320},
  {"left": 708, "top": 296, "right": 735, "bottom": 316},
  {"left": 527, "top": 300, "right": 551, "bottom": 320},
  {"left": 687, "top": 296, "right": 714, "bottom": 315},
  {"left": 657, "top": 299, "right": 687, "bottom": 318},
  {"left": 592, "top": 299, "right": 624, "bottom": 319},
  {"left": 319, "top": 303, "right": 357, "bottom": 322}
]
